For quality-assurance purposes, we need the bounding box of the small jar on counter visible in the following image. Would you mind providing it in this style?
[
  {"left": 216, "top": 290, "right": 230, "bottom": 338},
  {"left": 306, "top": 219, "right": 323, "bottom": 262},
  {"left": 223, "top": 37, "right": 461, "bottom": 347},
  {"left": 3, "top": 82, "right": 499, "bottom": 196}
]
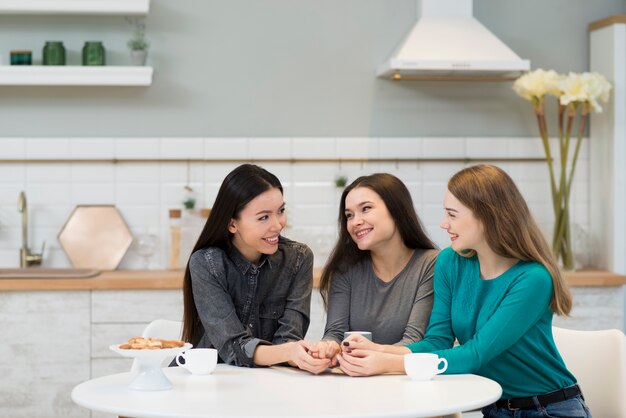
[
  {"left": 43, "top": 41, "right": 66, "bottom": 66},
  {"left": 82, "top": 41, "right": 105, "bottom": 66},
  {"left": 10, "top": 50, "right": 32, "bottom": 65},
  {"left": 168, "top": 209, "right": 182, "bottom": 270}
]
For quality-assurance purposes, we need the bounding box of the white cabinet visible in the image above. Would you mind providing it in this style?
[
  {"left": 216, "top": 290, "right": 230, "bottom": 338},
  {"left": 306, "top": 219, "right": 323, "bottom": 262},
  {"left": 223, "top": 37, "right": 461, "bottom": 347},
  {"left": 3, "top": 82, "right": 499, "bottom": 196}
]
[
  {"left": 90, "top": 290, "right": 183, "bottom": 380},
  {"left": 0, "top": 0, "right": 153, "bottom": 86},
  {"left": 0, "top": 289, "right": 181, "bottom": 418},
  {"left": 589, "top": 16, "right": 626, "bottom": 276},
  {"left": 0, "top": 291, "right": 91, "bottom": 418}
]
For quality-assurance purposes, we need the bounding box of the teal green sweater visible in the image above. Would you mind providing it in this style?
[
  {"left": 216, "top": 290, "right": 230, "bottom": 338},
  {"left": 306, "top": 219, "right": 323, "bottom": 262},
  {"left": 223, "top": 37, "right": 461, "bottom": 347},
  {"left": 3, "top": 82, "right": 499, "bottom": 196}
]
[{"left": 406, "top": 247, "right": 576, "bottom": 399}]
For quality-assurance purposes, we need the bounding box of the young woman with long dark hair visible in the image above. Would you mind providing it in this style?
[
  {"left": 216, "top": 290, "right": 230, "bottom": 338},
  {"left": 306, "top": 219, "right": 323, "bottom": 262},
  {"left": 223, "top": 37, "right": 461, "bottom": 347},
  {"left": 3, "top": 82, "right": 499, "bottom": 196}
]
[
  {"left": 181, "top": 164, "right": 330, "bottom": 373},
  {"left": 337, "top": 165, "right": 591, "bottom": 418},
  {"left": 310, "top": 173, "right": 438, "bottom": 363}
]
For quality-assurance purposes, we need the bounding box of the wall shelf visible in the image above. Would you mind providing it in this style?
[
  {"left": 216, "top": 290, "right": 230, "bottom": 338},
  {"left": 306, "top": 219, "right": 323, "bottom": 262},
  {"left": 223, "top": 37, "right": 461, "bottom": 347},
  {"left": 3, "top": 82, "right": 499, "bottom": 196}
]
[
  {"left": 0, "top": 0, "right": 149, "bottom": 15},
  {"left": 0, "top": 66, "right": 153, "bottom": 86}
]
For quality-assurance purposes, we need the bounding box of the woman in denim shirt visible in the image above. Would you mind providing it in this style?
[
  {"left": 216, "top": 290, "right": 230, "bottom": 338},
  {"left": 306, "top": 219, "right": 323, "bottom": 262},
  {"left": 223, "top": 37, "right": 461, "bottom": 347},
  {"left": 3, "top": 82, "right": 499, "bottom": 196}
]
[{"left": 181, "top": 164, "right": 330, "bottom": 373}]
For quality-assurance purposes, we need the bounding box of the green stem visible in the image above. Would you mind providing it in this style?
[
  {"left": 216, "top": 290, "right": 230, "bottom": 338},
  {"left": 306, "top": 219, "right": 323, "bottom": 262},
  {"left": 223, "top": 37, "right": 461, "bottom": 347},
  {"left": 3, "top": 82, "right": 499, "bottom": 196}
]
[
  {"left": 552, "top": 103, "right": 582, "bottom": 269},
  {"left": 534, "top": 102, "right": 558, "bottom": 215}
]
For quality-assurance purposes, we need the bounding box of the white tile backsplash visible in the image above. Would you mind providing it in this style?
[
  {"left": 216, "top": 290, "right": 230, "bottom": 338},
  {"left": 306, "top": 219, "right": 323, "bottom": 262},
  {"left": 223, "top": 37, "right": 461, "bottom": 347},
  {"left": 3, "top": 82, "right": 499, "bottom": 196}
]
[
  {"left": 70, "top": 138, "right": 115, "bottom": 159},
  {"left": 467, "top": 137, "right": 508, "bottom": 158},
  {"left": 0, "top": 138, "right": 26, "bottom": 159},
  {"left": 379, "top": 137, "right": 420, "bottom": 158},
  {"left": 71, "top": 183, "right": 116, "bottom": 205},
  {"left": 116, "top": 138, "right": 160, "bottom": 159},
  {"left": 70, "top": 164, "right": 115, "bottom": 183},
  {"left": 116, "top": 183, "right": 160, "bottom": 205},
  {"left": 336, "top": 137, "right": 379, "bottom": 158},
  {"left": 115, "top": 163, "right": 159, "bottom": 183},
  {"left": 205, "top": 138, "right": 248, "bottom": 159},
  {"left": 423, "top": 137, "right": 465, "bottom": 158},
  {"left": 292, "top": 137, "right": 336, "bottom": 158},
  {"left": 0, "top": 137, "right": 590, "bottom": 269},
  {"left": 0, "top": 164, "right": 25, "bottom": 183},
  {"left": 508, "top": 137, "right": 546, "bottom": 158},
  {"left": 26, "top": 138, "right": 70, "bottom": 159},
  {"left": 249, "top": 137, "right": 292, "bottom": 159},
  {"left": 160, "top": 138, "right": 204, "bottom": 159},
  {"left": 26, "top": 164, "right": 71, "bottom": 183}
]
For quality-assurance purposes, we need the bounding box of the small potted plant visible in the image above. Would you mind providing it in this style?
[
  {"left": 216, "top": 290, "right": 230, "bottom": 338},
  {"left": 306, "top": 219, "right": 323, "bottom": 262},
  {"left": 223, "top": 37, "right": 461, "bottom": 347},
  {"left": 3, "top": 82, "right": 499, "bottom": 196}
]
[
  {"left": 334, "top": 174, "right": 348, "bottom": 188},
  {"left": 126, "top": 17, "right": 150, "bottom": 66},
  {"left": 182, "top": 185, "right": 197, "bottom": 210}
]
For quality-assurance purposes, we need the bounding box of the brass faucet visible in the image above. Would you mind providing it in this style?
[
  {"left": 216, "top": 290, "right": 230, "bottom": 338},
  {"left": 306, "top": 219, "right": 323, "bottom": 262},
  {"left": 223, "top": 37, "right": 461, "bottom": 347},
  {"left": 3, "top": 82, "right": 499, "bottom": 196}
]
[{"left": 17, "top": 191, "right": 44, "bottom": 268}]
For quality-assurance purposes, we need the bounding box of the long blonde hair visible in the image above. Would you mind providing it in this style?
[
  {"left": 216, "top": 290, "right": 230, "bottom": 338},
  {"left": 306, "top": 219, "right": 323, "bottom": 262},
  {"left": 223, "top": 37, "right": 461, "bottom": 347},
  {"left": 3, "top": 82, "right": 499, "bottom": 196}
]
[{"left": 448, "top": 164, "right": 572, "bottom": 316}]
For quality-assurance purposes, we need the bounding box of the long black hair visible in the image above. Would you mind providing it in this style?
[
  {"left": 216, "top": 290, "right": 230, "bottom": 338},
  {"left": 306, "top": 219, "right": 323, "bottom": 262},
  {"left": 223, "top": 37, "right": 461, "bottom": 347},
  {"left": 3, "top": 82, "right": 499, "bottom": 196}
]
[
  {"left": 182, "top": 164, "right": 283, "bottom": 344},
  {"left": 319, "top": 173, "right": 436, "bottom": 309}
]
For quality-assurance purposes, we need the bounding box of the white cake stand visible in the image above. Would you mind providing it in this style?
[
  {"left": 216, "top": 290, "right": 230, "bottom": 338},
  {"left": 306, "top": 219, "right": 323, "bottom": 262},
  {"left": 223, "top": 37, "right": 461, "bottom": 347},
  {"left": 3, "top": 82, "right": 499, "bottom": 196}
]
[{"left": 109, "top": 343, "right": 192, "bottom": 391}]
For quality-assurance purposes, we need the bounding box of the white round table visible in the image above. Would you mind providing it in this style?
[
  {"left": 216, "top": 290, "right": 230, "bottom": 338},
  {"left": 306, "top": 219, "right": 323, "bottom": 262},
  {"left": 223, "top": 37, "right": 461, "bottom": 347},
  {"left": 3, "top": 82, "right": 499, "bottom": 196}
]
[{"left": 72, "top": 365, "right": 502, "bottom": 418}]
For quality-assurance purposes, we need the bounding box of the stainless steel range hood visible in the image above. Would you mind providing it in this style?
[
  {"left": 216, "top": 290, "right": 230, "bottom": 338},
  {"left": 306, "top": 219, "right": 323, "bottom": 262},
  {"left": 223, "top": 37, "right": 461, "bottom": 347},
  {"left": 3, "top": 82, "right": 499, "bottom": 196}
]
[{"left": 377, "top": 0, "right": 530, "bottom": 80}]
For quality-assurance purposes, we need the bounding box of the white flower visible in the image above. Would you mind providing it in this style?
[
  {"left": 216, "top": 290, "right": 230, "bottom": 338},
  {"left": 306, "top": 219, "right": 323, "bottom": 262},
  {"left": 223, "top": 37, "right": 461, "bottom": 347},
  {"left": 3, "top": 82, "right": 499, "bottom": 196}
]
[
  {"left": 513, "top": 69, "right": 561, "bottom": 101},
  {"left": 584, "top": 72, "right": 612, "bottom": 113},
  {"left": 559, "top": 72, "right": 612, "bottom": 112},
  {"left": 559, "top": 73, "right": 588, "bottom": 106}
]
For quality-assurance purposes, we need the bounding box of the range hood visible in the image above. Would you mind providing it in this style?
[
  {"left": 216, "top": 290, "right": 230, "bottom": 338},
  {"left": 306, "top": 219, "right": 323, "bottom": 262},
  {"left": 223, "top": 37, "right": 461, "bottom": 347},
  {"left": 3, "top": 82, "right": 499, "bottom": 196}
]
[{"left": 377, "top": 0, "right": 530, "bottom": 80}]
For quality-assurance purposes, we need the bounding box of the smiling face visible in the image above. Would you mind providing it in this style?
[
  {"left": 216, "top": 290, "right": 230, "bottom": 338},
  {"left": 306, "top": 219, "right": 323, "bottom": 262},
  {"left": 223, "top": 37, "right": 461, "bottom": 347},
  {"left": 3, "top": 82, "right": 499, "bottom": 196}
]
[
  {"left": 228, "top": 187, "right": 286, "bottom": 264},
  {"left": 440, "top": 189, "right": 485, "bottom": 252},
  {"left": 343, "top": 187, "right": 401, "bottom": 253}
]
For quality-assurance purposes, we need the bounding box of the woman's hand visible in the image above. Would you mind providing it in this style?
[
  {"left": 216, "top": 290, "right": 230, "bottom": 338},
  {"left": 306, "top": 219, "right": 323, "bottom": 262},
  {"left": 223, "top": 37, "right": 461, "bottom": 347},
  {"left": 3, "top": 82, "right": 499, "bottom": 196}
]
[
  {"left": 288, "top": 341, "right": 332, "bottom": 374},
  {"left": 336, "top": 348, "right": 405, "bottom": 377},
  {"left": 308, "top": 340, "right": 341, "bottom": 360},
  {"left": 341, "top": 334, "right": 381, "bottom": 353}
]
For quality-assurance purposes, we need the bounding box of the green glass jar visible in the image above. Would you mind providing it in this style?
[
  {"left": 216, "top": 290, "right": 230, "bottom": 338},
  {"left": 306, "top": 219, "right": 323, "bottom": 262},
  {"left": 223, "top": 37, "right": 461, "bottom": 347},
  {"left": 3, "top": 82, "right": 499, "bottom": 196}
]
[
  {"left": 10, "top": 50, "right": 32, "bottom": 65},
  {"left": 43, "top": 41, "right": 66, "bottom": 66},
  {"left": 82, "top": 41, "right": 105, "bottom": 66}
]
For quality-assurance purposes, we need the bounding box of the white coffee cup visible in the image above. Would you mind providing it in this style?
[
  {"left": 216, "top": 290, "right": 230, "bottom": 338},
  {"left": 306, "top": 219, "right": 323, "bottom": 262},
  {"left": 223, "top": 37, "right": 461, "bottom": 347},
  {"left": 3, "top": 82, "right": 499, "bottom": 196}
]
[
  {"left": 343, "top": 331, "right": 372, "bottom": 341},
  {"left": 404, "top": 353, "right": 448, "bottom": 380},
  {"left": 176, "top": 348, "right": 218, "bottom": 375}
]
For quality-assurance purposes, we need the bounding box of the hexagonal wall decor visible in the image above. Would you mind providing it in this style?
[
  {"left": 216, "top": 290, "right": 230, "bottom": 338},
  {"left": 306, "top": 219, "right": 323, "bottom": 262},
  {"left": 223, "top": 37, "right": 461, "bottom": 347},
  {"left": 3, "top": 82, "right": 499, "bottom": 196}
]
[{"left": 58, "top": 205, "right": 133, "bottom": 270}]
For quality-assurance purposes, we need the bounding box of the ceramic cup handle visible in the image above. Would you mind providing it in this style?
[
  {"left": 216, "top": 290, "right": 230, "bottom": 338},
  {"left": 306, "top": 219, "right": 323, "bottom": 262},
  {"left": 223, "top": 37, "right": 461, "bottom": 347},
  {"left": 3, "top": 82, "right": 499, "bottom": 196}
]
[
  {"left": 437, "top": 358, "right": 448, "bottom": 374},
  {"left": 176, "top": 353, "right": 187, "bottom": 368}
]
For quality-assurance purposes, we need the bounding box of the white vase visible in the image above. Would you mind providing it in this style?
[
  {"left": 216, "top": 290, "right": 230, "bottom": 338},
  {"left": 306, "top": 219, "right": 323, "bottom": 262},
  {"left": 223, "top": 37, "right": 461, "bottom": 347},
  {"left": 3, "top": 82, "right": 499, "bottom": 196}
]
[{"left": 130, "top": 50, "right": 148, "bottom": 66}]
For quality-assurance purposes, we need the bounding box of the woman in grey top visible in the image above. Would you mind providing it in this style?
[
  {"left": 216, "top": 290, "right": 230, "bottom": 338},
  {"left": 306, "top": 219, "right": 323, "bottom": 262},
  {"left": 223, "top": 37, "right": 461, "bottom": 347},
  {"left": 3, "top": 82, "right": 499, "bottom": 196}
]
[
  {"left": 311, "top": 173, "right": 438, "bottom": 363},
  {"left": 181, "top": 164, "right": 330, "bottom": 373}
]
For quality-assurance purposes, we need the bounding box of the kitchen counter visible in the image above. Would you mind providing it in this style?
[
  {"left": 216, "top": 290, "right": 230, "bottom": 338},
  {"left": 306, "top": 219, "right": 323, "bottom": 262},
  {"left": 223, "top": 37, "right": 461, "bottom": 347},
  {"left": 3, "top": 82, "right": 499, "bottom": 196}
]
[{"left": 1, "top": 267, "right": 625, "bottom": 291}]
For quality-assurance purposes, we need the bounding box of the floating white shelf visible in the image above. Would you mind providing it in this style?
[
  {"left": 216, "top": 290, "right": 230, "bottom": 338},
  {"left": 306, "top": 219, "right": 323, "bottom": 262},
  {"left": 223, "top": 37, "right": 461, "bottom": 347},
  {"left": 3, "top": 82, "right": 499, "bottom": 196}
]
[
  {"left": 0, "top": 66, "right": 153, "bottom": 86},
  {"left": 0, "top": 0, "right": 149, "bottom": 15}
]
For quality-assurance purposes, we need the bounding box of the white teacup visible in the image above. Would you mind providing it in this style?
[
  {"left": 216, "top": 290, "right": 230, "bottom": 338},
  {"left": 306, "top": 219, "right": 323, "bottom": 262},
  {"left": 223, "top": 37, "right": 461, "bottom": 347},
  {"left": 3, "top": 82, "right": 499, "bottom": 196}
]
[
  {"left": 176, "top": 348, "right": 218, "bottom": 375},
  {"left": 404, "top": 353, "right": 448, "bottom": 380},
  {"left": 343, "top": 331, "right": 372, "bottom": 341}
]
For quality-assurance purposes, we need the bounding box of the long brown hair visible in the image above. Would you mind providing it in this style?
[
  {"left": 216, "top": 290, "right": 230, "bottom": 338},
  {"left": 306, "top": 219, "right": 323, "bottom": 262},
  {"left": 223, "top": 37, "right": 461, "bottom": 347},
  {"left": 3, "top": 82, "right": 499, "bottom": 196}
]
[
  {"left": 319, "top": 173, "right": 436, "bottom": 309},
  {"left": 181, "top": 164, "right": 283, "bottom": 344},
  {"left": 448, "top": 164, "right": 572, "bottom": 316}
]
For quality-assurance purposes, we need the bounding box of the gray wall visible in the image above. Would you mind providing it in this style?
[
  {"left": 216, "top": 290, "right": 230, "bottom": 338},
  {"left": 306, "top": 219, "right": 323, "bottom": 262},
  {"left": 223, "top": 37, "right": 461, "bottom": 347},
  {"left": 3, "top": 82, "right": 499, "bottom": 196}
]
[{"left": 0, "top": 0, "right": 623, "bottom": 138}]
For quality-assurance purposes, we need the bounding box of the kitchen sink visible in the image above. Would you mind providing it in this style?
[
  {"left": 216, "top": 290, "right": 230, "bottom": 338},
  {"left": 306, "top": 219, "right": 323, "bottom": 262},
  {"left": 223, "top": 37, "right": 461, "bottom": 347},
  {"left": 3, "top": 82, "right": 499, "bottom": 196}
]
[{"left": 0, "top": 268, "right": 101, "bottom": 279}]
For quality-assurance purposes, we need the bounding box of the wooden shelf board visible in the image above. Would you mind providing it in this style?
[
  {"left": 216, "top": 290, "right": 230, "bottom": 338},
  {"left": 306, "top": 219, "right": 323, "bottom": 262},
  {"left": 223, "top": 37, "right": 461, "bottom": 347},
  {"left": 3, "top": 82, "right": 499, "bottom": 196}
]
[{"left": 0, "top": 268, "right": 624, "bottom": 291}]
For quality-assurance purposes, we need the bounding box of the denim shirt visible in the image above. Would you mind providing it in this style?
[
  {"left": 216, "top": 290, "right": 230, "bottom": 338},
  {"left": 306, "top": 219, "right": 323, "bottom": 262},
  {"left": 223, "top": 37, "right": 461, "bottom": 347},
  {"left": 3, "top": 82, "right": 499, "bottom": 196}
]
[{"left": 188, "top": 236, "right": 313, "bottom": 367}]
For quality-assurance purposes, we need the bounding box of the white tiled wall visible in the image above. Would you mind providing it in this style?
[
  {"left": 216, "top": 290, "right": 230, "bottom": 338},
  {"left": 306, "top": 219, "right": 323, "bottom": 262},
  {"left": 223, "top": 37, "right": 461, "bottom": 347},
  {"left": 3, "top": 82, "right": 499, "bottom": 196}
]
[{"left": 0, "top": 137, "right": 590, "bottom": 269}]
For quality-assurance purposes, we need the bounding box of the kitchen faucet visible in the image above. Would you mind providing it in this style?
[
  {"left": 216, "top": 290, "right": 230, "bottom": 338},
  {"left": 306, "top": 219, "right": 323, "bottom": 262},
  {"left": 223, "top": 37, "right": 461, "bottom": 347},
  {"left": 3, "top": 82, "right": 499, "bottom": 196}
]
[{"left": 17, "top": 191, "right": 44, "bottom": 268}]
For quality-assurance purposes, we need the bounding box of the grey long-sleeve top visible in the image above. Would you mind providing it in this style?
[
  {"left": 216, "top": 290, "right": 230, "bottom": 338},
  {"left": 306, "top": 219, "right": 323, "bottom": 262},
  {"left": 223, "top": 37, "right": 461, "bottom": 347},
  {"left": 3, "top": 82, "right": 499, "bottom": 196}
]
[
  {"left": 188, "top": 236, "right": 313, "bottom": 367},
  {"left": 323, "top": 248, "right": 438, "bottom": 345}
]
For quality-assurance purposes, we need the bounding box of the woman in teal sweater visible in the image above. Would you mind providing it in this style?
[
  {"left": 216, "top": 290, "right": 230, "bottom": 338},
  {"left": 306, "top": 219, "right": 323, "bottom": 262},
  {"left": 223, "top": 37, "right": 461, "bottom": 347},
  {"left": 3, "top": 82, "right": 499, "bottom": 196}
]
[{"left": 337, "top": 164, "right": 591, "bottom": 418}]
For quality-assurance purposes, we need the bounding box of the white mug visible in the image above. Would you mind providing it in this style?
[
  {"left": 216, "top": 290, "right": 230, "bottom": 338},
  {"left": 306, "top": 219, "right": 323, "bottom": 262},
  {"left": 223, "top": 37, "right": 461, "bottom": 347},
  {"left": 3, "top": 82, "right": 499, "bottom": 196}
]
[
  {"left": 404, "top": 353, "right": 448, "bottom": 380},
  {"left": 343, "top": 331, "right": 372, "bottom": 341},
  {"left": 176, "top": 348, "right": 218, "bottom": 375}
]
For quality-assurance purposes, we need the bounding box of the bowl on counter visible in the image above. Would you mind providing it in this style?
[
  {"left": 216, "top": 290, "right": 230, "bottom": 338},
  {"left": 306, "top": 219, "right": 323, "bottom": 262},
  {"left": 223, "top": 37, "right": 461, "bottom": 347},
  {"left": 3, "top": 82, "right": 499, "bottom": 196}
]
[{"left": 0, "top": 268, "right": 100, "bottom": 279}]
